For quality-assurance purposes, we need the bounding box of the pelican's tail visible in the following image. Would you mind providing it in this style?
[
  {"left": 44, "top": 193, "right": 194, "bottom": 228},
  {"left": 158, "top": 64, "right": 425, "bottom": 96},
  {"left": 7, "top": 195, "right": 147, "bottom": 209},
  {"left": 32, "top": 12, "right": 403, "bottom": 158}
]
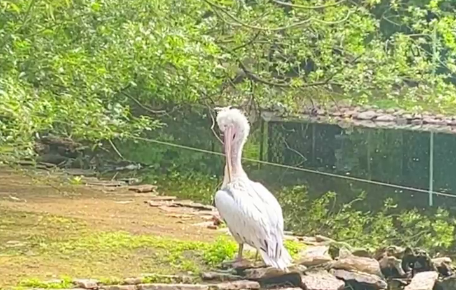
[{"left": 259, "top": 245, "right": 293, "bottom": 271}]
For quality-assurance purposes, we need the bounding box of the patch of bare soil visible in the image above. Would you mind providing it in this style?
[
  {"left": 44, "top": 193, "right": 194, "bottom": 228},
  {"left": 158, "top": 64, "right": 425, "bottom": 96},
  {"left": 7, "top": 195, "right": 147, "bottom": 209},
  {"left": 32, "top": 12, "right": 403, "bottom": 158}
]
[{"left": 0, "top": 167, "right": 220, "bottom": 287}]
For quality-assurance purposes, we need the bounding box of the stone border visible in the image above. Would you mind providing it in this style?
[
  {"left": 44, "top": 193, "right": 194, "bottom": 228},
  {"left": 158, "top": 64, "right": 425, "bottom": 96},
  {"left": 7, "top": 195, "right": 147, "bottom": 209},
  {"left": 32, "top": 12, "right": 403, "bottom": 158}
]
[{"left": 262, "top": 106, "right": 456, "bottom": 135}]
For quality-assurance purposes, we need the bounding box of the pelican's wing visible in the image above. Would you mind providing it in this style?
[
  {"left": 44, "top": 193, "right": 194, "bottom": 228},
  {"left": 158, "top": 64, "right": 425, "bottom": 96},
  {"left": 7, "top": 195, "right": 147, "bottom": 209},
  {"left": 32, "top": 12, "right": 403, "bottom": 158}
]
[
  {"left": 214, "top": 182, "right": 290, "bottom": 269},
  {"left": 251, "top": 181, "right": 284, "bottom": 229},
  {"left": 250, "top": 181, "right": 292, "bottom": 265}
]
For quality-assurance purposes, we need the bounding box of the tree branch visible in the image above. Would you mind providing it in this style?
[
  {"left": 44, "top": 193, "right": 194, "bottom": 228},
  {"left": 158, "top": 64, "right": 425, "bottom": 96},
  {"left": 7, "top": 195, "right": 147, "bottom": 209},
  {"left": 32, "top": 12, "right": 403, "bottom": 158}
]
[{"left": 272, "top": 0, "right": 346, "bottom": 9}]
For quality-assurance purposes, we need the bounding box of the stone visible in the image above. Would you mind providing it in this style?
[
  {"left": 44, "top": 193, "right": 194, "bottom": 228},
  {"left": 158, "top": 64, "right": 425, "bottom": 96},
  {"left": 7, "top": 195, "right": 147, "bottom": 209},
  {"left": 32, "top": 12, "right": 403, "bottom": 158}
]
[
  {"left": 343, "top": 110, "right": 358, "bottom": 118},
  {"left": 351, "top": 248, "right": 371, "bottom": 258},
  {"left": 138, "top": 284, "right": 209, "bottom": 290},
  {"left": 243, "top": 265, "right": 306, "bottom": 280},
  {"left": 331, "top": 256, "right": 383, "bottom": 277},
  {"left": 356, "top": 111, "right": 377, "bottom": 120},
  {"left": 375, "top": 114, "right": 396, "bottom": 122},
  {"left": 411, "top": 119, "right": 422, "bottom": 125},
  {"left": 296, "top": 245, "right": 333, "bottom": 267},
  {"left": 150, "top": 196, "right": 177, "bottom": 201},
  {"left": 331, "top": 269, "right": 387, "bottom": 289},
  {"left": 316, "top": 109, "right": 326, "bottom": 115},
  {"left": 432, "top": 257, "right": 453, "bottom": 277},
  {"left": 201, "top": 272, "right": 243, "bottom": 282},
  {"left": 404, "top": 271, "right": 438, "bottom": 290},
  {"left": 128, "top": 184, "right": 157, "bottom": 193},
  {"left": 330, "top": 112, "right": 343, "bottom": 117},
  {"left": 139, "top": 274, "right": 195, "bottom": 284},
  {"left": 379, "top": 255, "right": 406, "bottom": 278},
  {"left": 301, "top": 271, "right": 345, "bottom": 290},
  {"left": 124, "top": 277, "right": 143, "bottom": 285},
  {"left": 402, "top": 114, "right": 413, "bottom": 120},
  {"left": 73, "top": 278, "right": 99, "bottom": 289},
  {"left": 211, "top": 280, "right": 260, "bottom": 290},
  {"left": 386, "top": 108, "right": 396, "bottom": 114},
  {"left": 436, "top": 114, "right": 445, "bottom": 119},
  {"left": 102, "top": 286, "right": 137, "bottom": 290},
  {"left": 423, "top": 117, "right": 446, "bottom": 125},
  {"left": 388, "top": 279, "right": 409, "bottom": 290}
]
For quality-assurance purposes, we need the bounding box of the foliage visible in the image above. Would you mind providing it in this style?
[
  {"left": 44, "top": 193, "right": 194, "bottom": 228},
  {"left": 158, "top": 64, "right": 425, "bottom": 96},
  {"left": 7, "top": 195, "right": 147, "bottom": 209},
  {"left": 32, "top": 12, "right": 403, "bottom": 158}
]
[
  {"left": 278, "top": 185, "right": 455, "bottom": 253},
  {"left": 3, "top": 0, "right": 456, "bottom": 160}
]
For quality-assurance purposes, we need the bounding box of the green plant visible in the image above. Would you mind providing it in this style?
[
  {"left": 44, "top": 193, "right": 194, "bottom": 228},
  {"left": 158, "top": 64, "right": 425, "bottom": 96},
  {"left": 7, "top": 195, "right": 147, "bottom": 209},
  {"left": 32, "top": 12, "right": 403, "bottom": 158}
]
[
  {"left": 19, "top": 276, "right": 73, "bottom": 289},
  {"left": 278, "top": 185, "right": 456, "bottom": 253}
]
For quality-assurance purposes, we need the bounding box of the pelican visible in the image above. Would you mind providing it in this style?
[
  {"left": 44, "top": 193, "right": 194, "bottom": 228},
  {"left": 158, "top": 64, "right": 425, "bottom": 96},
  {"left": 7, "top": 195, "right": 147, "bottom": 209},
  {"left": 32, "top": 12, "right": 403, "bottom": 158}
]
[{"left": 214, "top": 106, "right": 292, "bottom": 270}]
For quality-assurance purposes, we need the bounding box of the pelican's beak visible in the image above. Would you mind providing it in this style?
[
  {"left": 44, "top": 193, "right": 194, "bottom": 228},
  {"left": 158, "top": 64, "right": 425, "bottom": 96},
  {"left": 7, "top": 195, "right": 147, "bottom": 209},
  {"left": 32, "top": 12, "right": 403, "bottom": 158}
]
[{"left": 224, "top": 125, "right": 233, "bottom": 183}]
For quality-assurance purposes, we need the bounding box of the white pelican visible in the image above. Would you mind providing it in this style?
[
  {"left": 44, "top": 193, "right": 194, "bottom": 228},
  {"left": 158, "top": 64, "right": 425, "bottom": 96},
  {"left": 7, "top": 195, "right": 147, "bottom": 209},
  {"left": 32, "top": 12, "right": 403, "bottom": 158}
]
[{"left": 214, "top": 106, "right": 292, "bottom": 270}]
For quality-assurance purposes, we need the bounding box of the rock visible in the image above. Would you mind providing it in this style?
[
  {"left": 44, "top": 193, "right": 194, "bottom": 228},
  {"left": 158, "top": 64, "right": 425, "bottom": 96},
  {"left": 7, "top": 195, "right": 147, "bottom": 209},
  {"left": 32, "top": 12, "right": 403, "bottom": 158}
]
[
  {"left": 343, "top": 110, "right": 358, "bottom": 118},
  {"left": 403, "top": 114, "right": 414, "bottom": 120},
  {"left": 102, "top": 286, "right": 136, "bottom": 290},
  {"left": 257, "top": 272, "right": 302, "bottom": 289},
  {"left": 388, "top": 279, "right": 410, "bottom": 290},
  {"left": 123, "top": 277, "right": 143, "bottom": 285},
  {"left": 379, "top": 255, "right": 406, "bottom": 278},
  {"left": 128, "top": 184, "right": 157, "bottom": 193},
  {"left": 316, "top": 109, "right": 326, "bottom": 115},
  {"left": 73, "top": 278, "right": 99, "bottom": 289},
  {"left": 411, "top": 249, "right": 436, "bottom": 274},
  {"left": 396, "top": 117, "right": 408, "bottom": 125},
  {"left": 138, "top": 284, "right": 209, "bottom": 290},
  {"left": 330, "top": 112, "right": 343, "bottom": 117},
  {"left": 432, "top": 257, "right": 453, "bottom": 277},
  {"left": 137, "top": 275, "right": 195, "bottom": 284},
  {"left": 212, "top": 280, "right": 260, "bottom": 290},
  {"left": 172, "top": 201, "right": 214, "bottom": 211},
  {"left": 404, "top": 271, "right": 438, "bottom": 290},
  {"left": 301, "top": 271, "right": 345, "bottom": 290},
  {"left": 386, "top": 108, "right": 396, "bottom": 114},
  {"left": 356, "top": 111, "right": 377, "bottom": 120},
  {"left": 411, "top": 119, "right": 422, "bottom": 125},
  {"left": 296, "top": 245, "right": 333, "bottom": 267},
  {"left": 337, "top": 247, "right": 352, "bottom": 259},
  {"left": 244, "top": 265, "right": 306, "bottom": 280},
  {"left": 351, "top": 248, "right": 371, "bottom": 258},
  {"left": 201, "top": 272, "right": 243, "bottom": 282},
  {"left": 438, "top": 276, "right": 456, "bottom": 290},
  {"left": 150, "top": 196, "right": 177, "bottom": 201},
  {"left": 423, "top": 117, "right": 447, "bottom": 125},
  {"left": 331, "top": 269, "right": 387, "bottom": 289},
  {"left": 436, "top": 114, "right": 445, "bottom": 119},
  {"left": 332, "top": 256, "right": 383, "bottom": 277},
  {"left": 375, "top": 114, "right": 396, "bottom": 122},
  {"left": 376, "top": 109, "right": 385, "bottom": 114}
]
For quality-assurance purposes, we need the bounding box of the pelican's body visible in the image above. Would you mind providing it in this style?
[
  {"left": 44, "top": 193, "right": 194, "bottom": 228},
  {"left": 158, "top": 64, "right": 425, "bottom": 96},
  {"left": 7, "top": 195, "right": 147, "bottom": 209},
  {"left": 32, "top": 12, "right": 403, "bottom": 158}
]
[{"left": 214, "top": 107, "right": 291, "bottom": 270}]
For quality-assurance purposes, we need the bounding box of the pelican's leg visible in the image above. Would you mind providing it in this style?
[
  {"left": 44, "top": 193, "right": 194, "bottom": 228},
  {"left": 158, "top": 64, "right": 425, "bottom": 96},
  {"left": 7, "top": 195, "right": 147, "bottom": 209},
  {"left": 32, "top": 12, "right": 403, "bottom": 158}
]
[
  {"left": 254, "top": 250, "right": 259, "bottom": 262},
  {"left": 235, "top": 243, "right": 244, "bottom": 261}
]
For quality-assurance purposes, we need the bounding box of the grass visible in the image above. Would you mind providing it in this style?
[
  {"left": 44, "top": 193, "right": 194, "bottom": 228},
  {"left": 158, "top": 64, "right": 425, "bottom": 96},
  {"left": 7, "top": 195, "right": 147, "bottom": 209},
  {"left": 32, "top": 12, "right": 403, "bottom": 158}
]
[{"left": 0, "top": 208, "right": 304, "bottom": 289}]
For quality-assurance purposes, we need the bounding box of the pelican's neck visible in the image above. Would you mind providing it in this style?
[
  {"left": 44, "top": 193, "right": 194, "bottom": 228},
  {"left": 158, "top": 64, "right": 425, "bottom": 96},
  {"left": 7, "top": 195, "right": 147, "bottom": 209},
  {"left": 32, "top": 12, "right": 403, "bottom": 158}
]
[{"left": 229, "top": 129, "right": 248, "bottom": 179}]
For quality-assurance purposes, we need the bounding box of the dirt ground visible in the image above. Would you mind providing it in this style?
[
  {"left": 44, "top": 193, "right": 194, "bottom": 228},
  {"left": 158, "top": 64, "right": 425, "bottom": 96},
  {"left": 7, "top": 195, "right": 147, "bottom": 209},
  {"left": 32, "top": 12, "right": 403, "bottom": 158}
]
[{"left": 0, "top": 167, "right": 221, "bottom": 287}]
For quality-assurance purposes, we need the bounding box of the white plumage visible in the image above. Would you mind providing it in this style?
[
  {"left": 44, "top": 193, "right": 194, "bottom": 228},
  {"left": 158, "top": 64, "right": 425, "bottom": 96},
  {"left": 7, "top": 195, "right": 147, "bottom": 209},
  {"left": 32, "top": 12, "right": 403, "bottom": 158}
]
[{"left": 214, "top": 107, "right": 291, "bottom": 270}]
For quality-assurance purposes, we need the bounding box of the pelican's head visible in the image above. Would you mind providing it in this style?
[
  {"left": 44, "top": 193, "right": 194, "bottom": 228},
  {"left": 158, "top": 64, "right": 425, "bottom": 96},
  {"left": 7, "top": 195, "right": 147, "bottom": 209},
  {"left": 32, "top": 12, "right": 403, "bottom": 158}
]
[
  {"left": 215, "top": 106, "right": 250, "bottom": 145},
  {"left": 215, "top": 106, "right": 250, "bottom": 181}
]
